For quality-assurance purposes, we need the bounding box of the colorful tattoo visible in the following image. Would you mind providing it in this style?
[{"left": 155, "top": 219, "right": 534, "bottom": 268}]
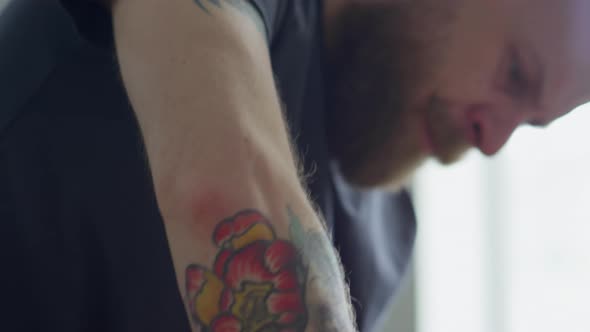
[
  {"left": 185, "top": 208, "right": 356, "bottom": 331},
  {"left": 185, "top": 210, "right": 308, "bottom": 331}
]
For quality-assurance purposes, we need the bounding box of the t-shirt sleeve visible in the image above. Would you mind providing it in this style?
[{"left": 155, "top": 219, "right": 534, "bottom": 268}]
[
  {"left": 59, "top": 0, "right": 286, "bottom": 50},
  {"left": 248, "top": 0, "right": 287, "bottom": 45}
]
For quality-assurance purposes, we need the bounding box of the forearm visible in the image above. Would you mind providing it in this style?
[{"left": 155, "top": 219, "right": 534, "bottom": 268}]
[
  {"left": 166, "top": 183, "right": 356, "bottom": 331},
  {"left": 132, "top": 101, "right": 355, "bottom": 330},
  {"left": 138, "top": 141, "right": 357, "bottom": 331},
  {"left": 131, "top": 97, "right": 357, "bottom": 330}
]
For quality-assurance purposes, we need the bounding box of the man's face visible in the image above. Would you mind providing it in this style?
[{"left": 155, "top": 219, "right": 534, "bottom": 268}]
[{"left": 324, "top": 0, "right": 590, "bottom": 189}]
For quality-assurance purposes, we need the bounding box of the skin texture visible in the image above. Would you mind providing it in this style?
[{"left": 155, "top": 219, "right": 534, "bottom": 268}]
[
  {"left": 324, "top": 0, "right": 590, "bottom": 189},
  {"left": 111, "top": 0, "right": 357, "bottom": 331}
]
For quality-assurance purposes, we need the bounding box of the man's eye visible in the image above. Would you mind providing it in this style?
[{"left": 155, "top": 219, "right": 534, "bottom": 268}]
[{"left": 506, "top": 51, "right": 528, "bottom": 98}]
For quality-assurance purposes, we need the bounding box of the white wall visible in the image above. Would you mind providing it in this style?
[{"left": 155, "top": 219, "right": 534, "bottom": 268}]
[{"left": 413, "top": 103, "right": 590, "bottom": 332}]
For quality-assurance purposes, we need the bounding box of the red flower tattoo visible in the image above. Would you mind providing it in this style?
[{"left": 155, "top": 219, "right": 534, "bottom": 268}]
[{"left": 185, "top": 210, "right": 308, "bottom": 332}]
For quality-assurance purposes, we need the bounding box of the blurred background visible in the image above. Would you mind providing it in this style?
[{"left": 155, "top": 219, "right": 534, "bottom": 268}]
[{"left": 382, "top": 103, "right": 590, "bottom": 331}]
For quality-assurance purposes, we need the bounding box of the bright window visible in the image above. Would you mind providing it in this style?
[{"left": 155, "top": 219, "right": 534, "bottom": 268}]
[{"left": 414, "top": 104, "right": 590, "bottom": 332}]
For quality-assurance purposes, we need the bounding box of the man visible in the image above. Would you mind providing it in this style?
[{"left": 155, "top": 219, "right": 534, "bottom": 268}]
[{"left": 0, "top": 0, "right": 588, "bottom": 331}]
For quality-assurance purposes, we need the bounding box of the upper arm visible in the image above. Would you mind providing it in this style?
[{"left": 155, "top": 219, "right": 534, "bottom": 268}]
[
  {"left": 112, "top": 0, "right": 296, "bottom": 199},
  {"left": 110, "top": 1, "right": 356, "bottom": 330}
]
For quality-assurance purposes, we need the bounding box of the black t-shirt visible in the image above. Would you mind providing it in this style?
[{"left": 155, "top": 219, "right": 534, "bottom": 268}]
[{"left": 0, "top": 1, "right": 416, "bottom": 331}]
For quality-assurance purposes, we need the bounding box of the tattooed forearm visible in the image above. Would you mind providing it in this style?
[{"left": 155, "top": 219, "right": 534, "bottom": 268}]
[
  {"left": 184, "top": 208, "right": 356, "bottom": 331},
  {"left": 185, "top": 210, "right": 308, "bottom": 331},
  {"left": 193, "top": 0, "right": 266, "bottom": 38}
]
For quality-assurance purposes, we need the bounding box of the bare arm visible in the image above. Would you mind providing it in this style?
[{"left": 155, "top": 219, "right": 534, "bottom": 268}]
[{"left": 110, "top": 0, "right": 356, "bottom": 330}]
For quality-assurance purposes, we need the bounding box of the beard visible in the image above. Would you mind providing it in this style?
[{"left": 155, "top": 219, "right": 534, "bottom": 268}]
[{"left": 324, "top": 1, "right": 469, "bottom": 190}]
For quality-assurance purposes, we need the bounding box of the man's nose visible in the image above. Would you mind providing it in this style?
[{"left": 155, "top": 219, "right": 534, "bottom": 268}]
[{"left": 466, "top": 104, "right": 523, "bottom": 156}]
